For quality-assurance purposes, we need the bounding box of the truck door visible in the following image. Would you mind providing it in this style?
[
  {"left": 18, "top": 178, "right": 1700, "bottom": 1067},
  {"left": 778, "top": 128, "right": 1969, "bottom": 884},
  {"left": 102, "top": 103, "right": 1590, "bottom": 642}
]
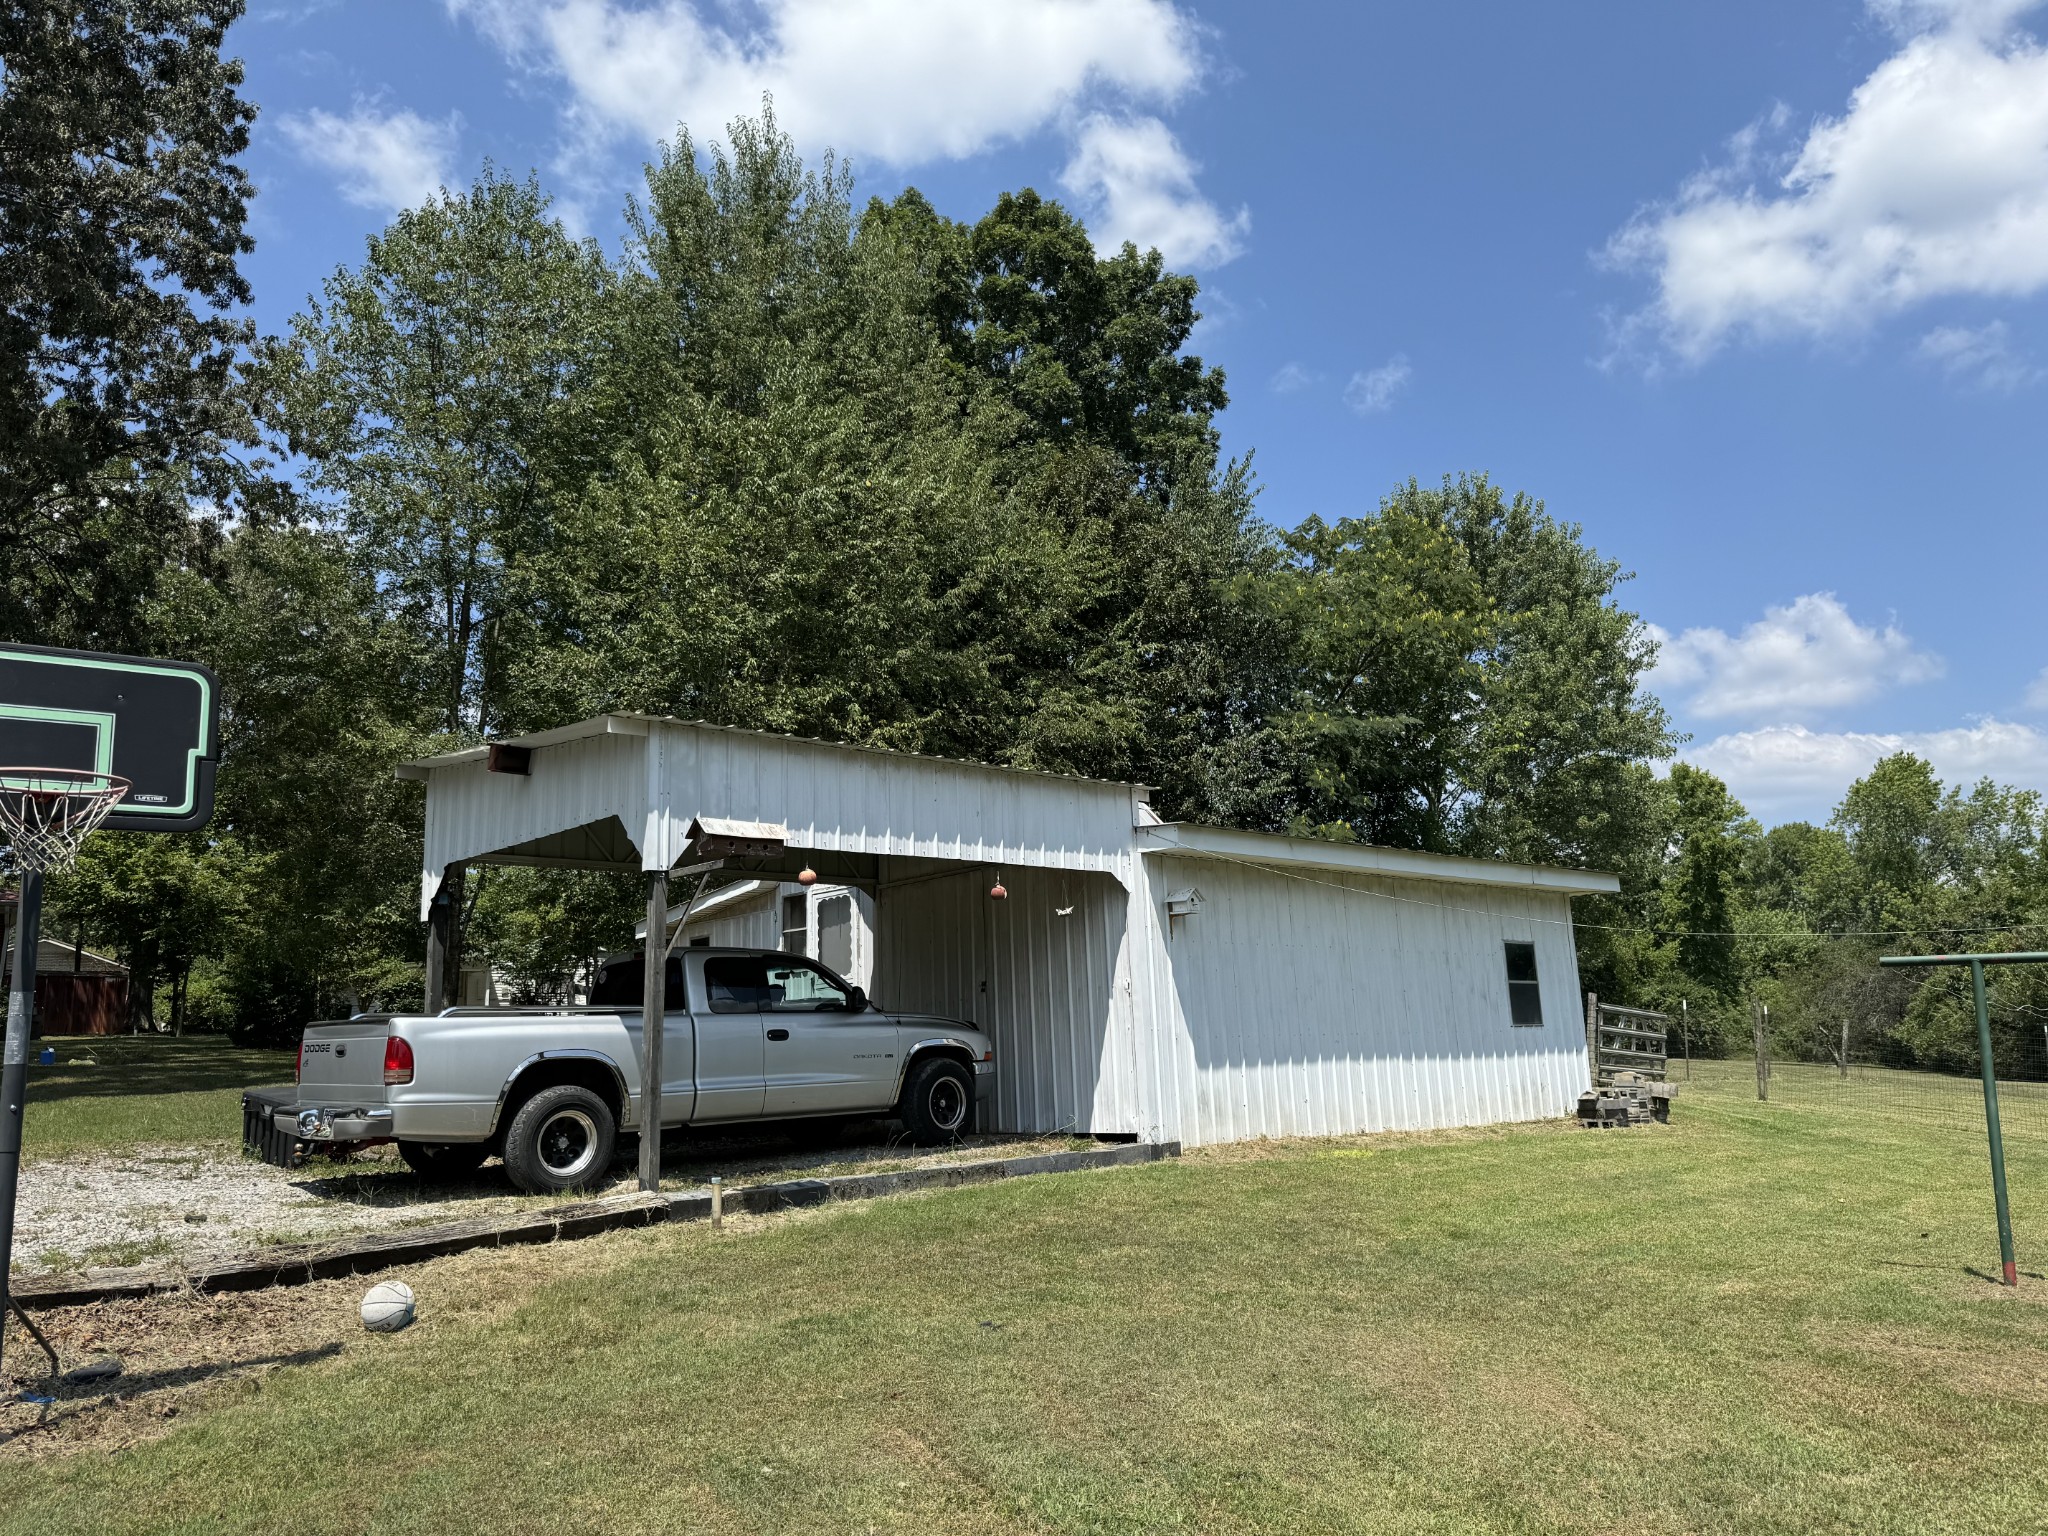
[
  {"left": 605, "top": 955, "right": 700, "bottom": 1129},
  {"left": 688, "top": 953, "right": 769, "bottom": 1120},
  {"left": 756, "top": 956, "right": 902, "bottom": 1116}
]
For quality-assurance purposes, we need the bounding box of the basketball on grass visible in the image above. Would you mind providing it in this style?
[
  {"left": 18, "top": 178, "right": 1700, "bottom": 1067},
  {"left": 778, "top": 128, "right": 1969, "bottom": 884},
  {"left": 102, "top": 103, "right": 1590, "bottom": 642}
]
[{"left": 360, "top": 1280, "right": 416, "bottom": 1332}]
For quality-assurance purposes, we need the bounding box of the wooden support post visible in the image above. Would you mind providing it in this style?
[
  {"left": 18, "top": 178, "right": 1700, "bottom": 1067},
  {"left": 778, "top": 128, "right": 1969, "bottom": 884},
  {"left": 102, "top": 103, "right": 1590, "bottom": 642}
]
[
  {"left": 1752, "top": 998, "right": 1769, "bottom": 1101},
  {"left": 424, "top": 867, "right": 455, "bottom": 1012},
  {"left": 1585, "top": 991, "right": 1599, "bottom": 1085},
  {"left": 1681, "top": 999, "right": 1691, "bottom": 1080},
  {"left": 637, "top": 868, "right": 668, "bottom": 1194},
  {"left": 1840, "top": 1018, "right": 1850, "bottom": 1079},
  {"left": 710, "top": 1175, "right": 723, "bottom": 1231}
]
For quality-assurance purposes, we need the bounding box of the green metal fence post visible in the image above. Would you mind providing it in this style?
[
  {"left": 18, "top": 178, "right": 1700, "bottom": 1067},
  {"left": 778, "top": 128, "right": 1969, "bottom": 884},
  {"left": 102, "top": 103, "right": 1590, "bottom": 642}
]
[
  {"left": 1879, "top": 951, "right": 2047, "bottom": 1288},
  {"left": 1971, "top": 959, "right": 2018, "bottom": 1287}
]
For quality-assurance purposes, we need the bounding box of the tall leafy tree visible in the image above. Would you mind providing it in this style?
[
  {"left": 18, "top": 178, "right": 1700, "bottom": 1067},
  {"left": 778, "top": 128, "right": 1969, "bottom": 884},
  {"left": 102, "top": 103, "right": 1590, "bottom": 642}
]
[
  {"left": 1663, "top": 763, "right": 1754, "bottom": 1000},
  {"left": 0, "top": 0, "right": 257, "bottom": 647},
  {"left": 259, "top": 169, "right": 610, "bottom": 738}
]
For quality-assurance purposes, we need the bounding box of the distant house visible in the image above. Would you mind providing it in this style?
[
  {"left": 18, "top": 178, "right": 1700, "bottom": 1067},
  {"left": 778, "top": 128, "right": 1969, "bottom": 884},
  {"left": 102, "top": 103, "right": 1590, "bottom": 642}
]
[{"left": 0, "top": 935, "right": 130, "bottom": 1037}]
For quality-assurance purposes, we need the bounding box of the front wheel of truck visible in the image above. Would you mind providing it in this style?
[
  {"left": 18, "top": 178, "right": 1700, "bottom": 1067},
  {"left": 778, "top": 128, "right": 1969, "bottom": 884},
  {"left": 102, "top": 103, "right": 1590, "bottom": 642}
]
[
  {"left": 899, "top": 1057, "right": 974, "bottom": 1146},
  {"left": 504, "top": 1084, "right": 617, "bottom": 1194}
]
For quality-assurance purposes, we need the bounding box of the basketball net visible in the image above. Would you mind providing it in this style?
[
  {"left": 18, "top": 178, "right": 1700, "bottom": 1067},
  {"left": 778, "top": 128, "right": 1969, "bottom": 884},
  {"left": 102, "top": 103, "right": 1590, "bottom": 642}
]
[{"left": 0, "top": 769, "right": 131, "bottom": 875}]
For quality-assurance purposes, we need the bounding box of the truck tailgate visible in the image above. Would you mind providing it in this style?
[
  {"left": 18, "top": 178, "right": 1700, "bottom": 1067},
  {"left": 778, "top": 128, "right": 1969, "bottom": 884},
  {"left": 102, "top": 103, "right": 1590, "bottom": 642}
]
[{"left": 298, "top": 1019, "right": 393, "bottom": 1101}]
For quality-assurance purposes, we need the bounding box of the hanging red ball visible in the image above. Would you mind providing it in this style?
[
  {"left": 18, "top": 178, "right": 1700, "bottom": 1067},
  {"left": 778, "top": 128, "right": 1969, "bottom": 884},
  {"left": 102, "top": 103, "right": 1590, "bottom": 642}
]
[
  {"left": 797, "top": 866, "right": 818, "bottom": 886},
  {"left": 989, "top": 882, "right": 1008, "bottom": 900}
]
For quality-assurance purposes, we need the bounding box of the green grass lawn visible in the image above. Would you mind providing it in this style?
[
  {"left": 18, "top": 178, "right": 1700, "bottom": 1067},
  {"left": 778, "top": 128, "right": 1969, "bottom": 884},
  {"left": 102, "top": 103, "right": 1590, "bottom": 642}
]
[
  {"left": 5, "top": 1091, "right": 2048, "bottom": 1534},
  {"left": 20, "top": 1035, "right": 292, "bottom": 1163}
]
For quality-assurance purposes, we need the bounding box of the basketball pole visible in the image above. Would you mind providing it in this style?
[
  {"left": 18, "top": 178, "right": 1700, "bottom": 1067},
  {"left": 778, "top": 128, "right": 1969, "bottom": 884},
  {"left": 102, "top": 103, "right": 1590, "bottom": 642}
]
[{"left": 0, "top": 867, "right": 44, "bottom": 1372}]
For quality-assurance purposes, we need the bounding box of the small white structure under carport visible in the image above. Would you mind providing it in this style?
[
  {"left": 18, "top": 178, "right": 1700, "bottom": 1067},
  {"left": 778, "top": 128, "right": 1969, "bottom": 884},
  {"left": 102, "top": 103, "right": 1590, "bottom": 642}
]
[{"left": 398, "top": 714, "right": 1619, "bottom": 1147}]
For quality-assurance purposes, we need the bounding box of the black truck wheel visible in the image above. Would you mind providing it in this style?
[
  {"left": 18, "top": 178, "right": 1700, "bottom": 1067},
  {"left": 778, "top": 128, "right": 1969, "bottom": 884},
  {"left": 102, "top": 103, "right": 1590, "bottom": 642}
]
[
  {"left": 900, "top": 1057, "right": 974, "bottom": 1146},
  {"left": 398, "top": 1140, "right": 490, "bottom": 1180},
  {"left": 504, "top": 1084, "right": 616, "bottom": 1194}
]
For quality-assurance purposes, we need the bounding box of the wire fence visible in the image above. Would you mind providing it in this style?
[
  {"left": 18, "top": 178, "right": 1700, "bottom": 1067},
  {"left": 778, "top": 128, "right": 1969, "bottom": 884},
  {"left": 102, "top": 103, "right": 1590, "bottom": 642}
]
[{"left": 1676, "top": 1051, "right": 2048, "bottom": 1142}]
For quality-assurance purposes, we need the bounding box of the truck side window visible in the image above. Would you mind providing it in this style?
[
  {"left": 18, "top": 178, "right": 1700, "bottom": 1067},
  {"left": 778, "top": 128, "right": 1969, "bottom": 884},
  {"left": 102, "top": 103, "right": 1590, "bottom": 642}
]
[
  {"left": 703, "top": 956, "right": 773, "bottom": 1012},
  {"left": 590, "top": 955, "right": 687, "bottom": 1008},
  {"left": 763, "top": 959, "right": 852, "bottom": 1012}
]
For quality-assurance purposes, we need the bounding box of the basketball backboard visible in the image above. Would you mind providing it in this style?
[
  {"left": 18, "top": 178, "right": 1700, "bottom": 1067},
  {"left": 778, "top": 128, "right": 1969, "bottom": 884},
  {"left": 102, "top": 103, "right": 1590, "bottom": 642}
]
[{"left": 0, "top": 643, "right": 219, "bottom": 833}]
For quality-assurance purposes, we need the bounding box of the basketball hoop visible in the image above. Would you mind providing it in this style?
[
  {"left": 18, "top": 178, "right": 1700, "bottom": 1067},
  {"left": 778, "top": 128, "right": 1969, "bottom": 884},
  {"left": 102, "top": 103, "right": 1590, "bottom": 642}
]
[{"left": 0, "top": 769, "right": 131, "bottom": 875}]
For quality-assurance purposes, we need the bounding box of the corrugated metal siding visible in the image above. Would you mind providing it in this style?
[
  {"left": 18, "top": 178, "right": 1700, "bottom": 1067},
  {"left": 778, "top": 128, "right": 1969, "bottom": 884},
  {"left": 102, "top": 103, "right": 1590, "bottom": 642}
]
[
  {"left": 421, "top": 732, "right": 646, "bottom": 913},
  {"left": 682, "top": 890, "right": 780, "bottom": 950},
  {"left": 875, "top": 867, "right": 1137, "bottom": 1136},
  {"left": 421, "top": 723, "right": 1140, "bottom": 914},
  {"left": 1135, "top": 854, "right": 1589, "bottom": 1145},
  {"left": 655, "top": 725, "right": 1138, "bottom": 876}
]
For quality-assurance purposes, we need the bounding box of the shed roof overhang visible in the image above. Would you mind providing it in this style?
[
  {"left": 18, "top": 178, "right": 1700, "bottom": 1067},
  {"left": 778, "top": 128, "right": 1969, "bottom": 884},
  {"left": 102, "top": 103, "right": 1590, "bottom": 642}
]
[
  {"left": 399, "top": 713, "right": 1148, "bottom": 918},
  {"left": 1138, "top": 823, "right": 1620, "bottom": 897},
  {"left": 396, "top": 713, "right": 1150, "bottom": 794}
]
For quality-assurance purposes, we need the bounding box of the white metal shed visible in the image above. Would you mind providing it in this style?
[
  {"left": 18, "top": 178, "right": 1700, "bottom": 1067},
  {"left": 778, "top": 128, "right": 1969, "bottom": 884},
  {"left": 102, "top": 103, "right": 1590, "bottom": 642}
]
[{"left": 398, "top": 715, "right": 1619, "bottom": 1147}]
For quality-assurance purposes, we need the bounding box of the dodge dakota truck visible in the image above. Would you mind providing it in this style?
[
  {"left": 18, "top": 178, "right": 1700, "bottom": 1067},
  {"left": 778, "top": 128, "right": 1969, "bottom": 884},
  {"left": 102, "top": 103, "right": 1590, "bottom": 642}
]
[{"left": 263, "top": 946, "right": 996, "bottom": 1193}]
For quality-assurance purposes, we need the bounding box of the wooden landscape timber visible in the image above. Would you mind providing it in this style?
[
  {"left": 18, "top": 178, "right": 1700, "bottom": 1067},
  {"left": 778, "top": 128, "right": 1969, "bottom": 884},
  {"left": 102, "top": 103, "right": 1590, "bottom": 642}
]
[{"left": 11, "top": 1141, "right": 1179, "bottom": 1309}]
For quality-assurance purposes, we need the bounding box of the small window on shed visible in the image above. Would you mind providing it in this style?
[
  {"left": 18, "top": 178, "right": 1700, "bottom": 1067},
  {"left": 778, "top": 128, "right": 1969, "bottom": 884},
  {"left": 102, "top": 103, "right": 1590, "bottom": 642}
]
[
  {"left": 781, "top": 893, "right": 808, "bottom": 954},
  {"left": 1504, "top": 942, "right": 1543, "bottom": 1026}
]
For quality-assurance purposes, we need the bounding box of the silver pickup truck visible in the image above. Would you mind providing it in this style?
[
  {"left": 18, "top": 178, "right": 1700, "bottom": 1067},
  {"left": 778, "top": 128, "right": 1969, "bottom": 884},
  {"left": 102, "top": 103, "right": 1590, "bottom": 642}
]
[{"left": 271, "top": 947, "right": 996, "bottom": 1193}]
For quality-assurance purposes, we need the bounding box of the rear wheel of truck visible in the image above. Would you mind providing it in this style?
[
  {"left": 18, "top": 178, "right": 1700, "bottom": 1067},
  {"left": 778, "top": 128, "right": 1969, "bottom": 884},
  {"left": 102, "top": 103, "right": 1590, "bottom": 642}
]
[
  {"left": 900, "top": 1058, "right": 974, "bottom": 1146},
  {"left": 399, "top": 1141, "right": 489, "bottom": 1180},
  {"left": 504, "top": 1084, "right": 616, "bottom": 1195}
]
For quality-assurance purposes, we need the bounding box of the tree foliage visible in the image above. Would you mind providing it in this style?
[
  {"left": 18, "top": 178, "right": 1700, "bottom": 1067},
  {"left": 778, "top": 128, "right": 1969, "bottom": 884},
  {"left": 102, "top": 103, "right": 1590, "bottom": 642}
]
[
  {"left": 0, "top": 0, "right": 256, "bottom": 647},
  {"left": 36, "top": 88, "right": 1997, "bottom": 1058}
]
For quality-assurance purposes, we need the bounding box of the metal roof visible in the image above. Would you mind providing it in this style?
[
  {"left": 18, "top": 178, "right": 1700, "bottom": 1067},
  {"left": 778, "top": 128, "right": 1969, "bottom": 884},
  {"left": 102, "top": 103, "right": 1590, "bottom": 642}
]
[
  {"left": 396, "top": 713, "right": 1152, "bottom": 794},
  {"left": 1138, "top": 823, "right": 1621, "bottom": 896}
]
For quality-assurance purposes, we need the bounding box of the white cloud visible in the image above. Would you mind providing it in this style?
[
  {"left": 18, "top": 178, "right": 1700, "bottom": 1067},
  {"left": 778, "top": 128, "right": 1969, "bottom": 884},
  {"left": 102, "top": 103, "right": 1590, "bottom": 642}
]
[
  {"left": 1343, "top": 355, "right": 1411, "bottom": 414},
  {"left": 448, "top": 0, "right": 1240, "bottom": 260},
  {"left": 1685, "top": 718, "right": 2048, "bottom": 820},
  {"left": 1604, "top": 0, "right": 2048, "bottom": 361},
  {"left": 1916, "top": 319, "right": 2042, "bottom": 389},
  {"left": 1648, "top": 593, "right": 1942, "bottom": 720},
  {"left": 1868, "top": 0, "right": 2042, "bottom": 38},
  {"left": 454, "top": 0, "right": 1202, "bottom": 161},
  {"left": 1057, "top": 113, "right": 1246, "bottom": 266},
  {"left": 1268, "top": 362, "right": 1320, "bottom": 394},
  {"left": 278, "top": 103, "right": 459, "bottom": 211}
]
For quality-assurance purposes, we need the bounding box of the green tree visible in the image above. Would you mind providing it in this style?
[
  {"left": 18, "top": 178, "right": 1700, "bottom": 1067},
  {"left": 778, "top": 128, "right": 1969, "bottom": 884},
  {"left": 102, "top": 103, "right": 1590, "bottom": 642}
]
[
  {"left": 259, "top": 169, "right": 611, "bottom": 738},
  {"left": 1246, "top": 474, "right": 1674, "bottom": 868},
  {"left": 1261, "top": 506, "right": 1489, "bottom": 846},
  {"left": 51, "top": 831, "right": 253, "bottom": 1031},
  {"left": 464, "top": 868, "right": 642, "bottom": 1002},
  {"left": 0, "top": 0, "right": 257, "bottom": 647},
  {"left": 1663, "top": 763, "right": 1755, "bottom": 999},
  {"left": 151, "top": 523, "right": 433, "bottom": 1039},
  {"left": 1832, "top": 752, "right": 1943, "bottom": 927}
]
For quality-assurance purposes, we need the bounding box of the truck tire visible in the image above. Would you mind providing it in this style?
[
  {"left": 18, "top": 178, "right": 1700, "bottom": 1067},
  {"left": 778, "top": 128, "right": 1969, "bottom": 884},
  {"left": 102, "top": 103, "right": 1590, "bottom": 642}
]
[
  {"left": 900, "top": 1057, "right": 974, "bottom": 1146},
  {"left": 504, "top": 1084, "right": 616, "bottom": 1195},
  {"left": 399, "top": 1141, "right": 489, "bottom": 1180}
]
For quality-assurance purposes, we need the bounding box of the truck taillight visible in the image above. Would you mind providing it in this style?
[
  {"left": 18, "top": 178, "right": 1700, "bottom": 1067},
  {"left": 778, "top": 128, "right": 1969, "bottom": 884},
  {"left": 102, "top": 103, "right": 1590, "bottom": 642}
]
[
  {"left": 383, "top": 1035, "right": 414, "bottom": 1085},
  {"left": 296, "top": 1040, "right": 304, "bottom": 1082}
]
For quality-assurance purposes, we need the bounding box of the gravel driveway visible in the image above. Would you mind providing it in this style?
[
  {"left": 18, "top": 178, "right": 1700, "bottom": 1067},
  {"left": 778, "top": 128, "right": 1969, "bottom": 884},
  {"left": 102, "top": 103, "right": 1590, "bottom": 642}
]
[
  {"left": 12, "top": 1148, "right": 564, "bottom": 1279},
  {"left": 12, "top": 1127, "right": 1090, "bottom": 1281}
]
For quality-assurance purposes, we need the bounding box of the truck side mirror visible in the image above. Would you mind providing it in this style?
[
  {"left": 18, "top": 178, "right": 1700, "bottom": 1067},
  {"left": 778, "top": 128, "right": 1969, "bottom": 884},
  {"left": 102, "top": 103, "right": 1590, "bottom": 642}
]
[{"left": 846, "top": 985, "right": 869, "bottom": 1013}]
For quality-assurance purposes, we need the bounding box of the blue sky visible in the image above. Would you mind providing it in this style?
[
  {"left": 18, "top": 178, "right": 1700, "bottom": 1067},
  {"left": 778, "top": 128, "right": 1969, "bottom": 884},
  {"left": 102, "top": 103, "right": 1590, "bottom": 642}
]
[{"left": 234, "top": 0, "right": 2048, "bottom": 826}]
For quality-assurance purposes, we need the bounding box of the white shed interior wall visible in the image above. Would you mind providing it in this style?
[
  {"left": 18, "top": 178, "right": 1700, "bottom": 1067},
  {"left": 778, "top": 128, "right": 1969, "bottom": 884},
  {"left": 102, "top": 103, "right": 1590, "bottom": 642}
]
[
  {"left": 1135, "top": 854, "right": 1589, "bottom": 1145},
  {"left": 875, "top": 867, "right": 1136, "bottom": 1138}
]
